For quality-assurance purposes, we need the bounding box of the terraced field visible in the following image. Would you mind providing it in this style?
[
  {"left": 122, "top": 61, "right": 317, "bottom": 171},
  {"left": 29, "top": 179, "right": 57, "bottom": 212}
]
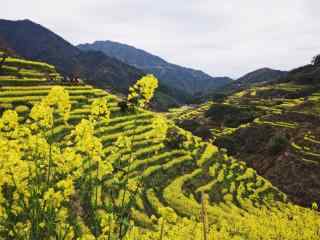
[
  {"left": 168, "top": 73, "right": 320, "bottom": 208},
  {"left": 0, "top": 55, "right": 319, "bottom": 239}
]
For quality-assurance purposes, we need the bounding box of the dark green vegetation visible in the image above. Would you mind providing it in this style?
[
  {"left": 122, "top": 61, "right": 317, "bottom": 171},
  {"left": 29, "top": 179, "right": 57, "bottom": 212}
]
[
  {"left": 205, "top": 104, "right": 263, "bottom": 128},
  {"left": 78, "top": 40, "right": 233, "bottom": 95},
  {"left": 168, "top": 59, "right": 320, "bottom": 207},
  {"left": 153, "top": 83, "right": 194, "bottom": 109}
]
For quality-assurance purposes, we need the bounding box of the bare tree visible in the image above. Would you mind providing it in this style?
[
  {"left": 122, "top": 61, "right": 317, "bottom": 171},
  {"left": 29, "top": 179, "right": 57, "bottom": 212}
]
[
  {"left": 0, "top": 52, "right": 8, "bottom": 70},
  {"left": 312, "top": 54, "right": 320, "bottom": 66}
]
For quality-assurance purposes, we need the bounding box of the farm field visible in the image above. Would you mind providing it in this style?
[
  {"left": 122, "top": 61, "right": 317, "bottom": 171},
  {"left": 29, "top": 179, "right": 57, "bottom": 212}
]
[
  {"left": 0, "top": 54, "right": 319, "bottom": 239},
  {"left": 167, "top": 69, "right": 320, "bottom": 209}
]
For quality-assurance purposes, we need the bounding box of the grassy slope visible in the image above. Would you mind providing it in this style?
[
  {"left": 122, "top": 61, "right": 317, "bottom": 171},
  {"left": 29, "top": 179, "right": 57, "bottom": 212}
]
[{"left": 0, "top": 55, "right": 319, "bottom": 238}]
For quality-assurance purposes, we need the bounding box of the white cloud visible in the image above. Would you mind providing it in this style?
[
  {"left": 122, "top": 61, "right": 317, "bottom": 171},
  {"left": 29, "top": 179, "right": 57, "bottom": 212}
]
[{"left": 2, "top": 0, "right": 320, "bottom": 78}]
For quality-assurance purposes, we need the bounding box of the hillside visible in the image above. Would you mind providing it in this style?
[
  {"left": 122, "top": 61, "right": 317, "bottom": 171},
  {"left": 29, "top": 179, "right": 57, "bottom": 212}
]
[
  {"left": 0, "top": 53, "right": 319, "bottom": 239},
  {"left": 78, "top": 40, "right": 233, "bottom": 95},
  {"left": 237, "top": 67, "right": 287, "bottom": 83},
  {"left": 222, "top": 68, "right": 288, "bottom": 93},
  {"left": 0, "top": 19, "right": 187, "bottom": 110},
  {"left": 168, "top": 61, "right": 320, "bottom": 207},
  {"left": 0, "top": 52, "right": 320, "bottom": 240},
  {"left": 197, "top": 68, "right": 288, "bottom": 103}
]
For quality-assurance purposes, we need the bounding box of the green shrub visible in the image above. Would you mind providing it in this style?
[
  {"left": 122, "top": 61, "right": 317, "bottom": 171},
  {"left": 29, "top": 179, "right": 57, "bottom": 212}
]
[
  {"left": 268, "top": 134, "right": 289, "bottom": 155},
  {"left": 215, "top": 136, "right": 238, "bottom": 155},
  {"left": 205, "top": 104, "right": 262, "bottom": 128},
  {"left": 14, "top": 105, "right": 30, "bottom": 113},
  {"left": 0, "top": 103, "right": 13, "bottom": 109},
  {"left": 165, "top": 127, "right": 200, "bottom": 150}
]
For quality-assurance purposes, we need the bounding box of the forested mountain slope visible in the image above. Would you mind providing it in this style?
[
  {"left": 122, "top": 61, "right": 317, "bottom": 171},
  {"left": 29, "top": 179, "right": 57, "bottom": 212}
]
[
  {"left": 78, "top": 40, "right": 233, "bottom": 95},
  {"left": 197, "top": 68, "right": 288, "bottom": 103},
  {"left": 220, "top": 68, "right": 287, "bottom": 93}
]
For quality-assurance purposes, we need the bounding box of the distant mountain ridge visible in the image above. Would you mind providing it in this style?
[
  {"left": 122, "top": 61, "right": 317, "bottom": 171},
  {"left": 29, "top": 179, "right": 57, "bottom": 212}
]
[
  {"left": 194, "top": 67, "right": 288, "bottom": 103},
  {"left": 78, "top": 40, "right": 233, "bottom": 95},
  {"left": 79, "top": 41, "right": 167, "bottom": 69},
  {"left": 0, "top": 19, "right": 192, "bottom": 110},
  {"left": 0, "top": 20, "right": 144, "bottom": 92},
  {"left": 236, "top": 67, "right": 288, "bottom": 85},
  {"left": 221, "top": 68, "right": 288, "bottom": 93},
  {"left": 0, "top": 19, "right": 143, "bottom": 92}
]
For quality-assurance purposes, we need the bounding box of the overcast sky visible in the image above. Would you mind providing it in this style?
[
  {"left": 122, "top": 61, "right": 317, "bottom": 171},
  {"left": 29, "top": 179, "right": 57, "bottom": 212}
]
[{"left": 2, "top": 0, "right": 320, "bottom": 78}]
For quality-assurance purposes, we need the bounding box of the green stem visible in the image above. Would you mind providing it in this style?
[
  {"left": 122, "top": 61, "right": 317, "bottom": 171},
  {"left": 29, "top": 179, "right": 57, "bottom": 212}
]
[
  {"left": 95, "top": 168, "right": 99, "bottom": 208},
  {"left": 47, "top": 119, "right": 55, "bottom": 185},
  {"left": 159, "top": 218, "right": 165, "bottom": 240}
]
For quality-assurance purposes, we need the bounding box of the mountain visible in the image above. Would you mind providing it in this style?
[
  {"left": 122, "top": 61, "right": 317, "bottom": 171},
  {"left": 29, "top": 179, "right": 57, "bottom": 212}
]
[
  {"left": 219, "top": 68, "right": 288, "bottom": 94},
  {"left": 0, "top": 36, "right": 16, "bottom": 55},
  {"left": 78, "top": 40, "right": 233, "bottom": 95},
  {"left": 195, "top": 67, "right": 288, "bottom": 103},
  {"left": 0, "top": 19, "right": 144, "bottom": 93},
  {"left": 0, "top": 19, "right": 192, "bottom": 110},
  {"left": 236, "top": 67, "right": 288, "bottom": 86}
]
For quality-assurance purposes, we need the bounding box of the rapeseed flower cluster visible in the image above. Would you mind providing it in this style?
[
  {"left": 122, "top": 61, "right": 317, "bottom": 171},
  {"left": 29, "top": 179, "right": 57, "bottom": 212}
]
[
  {"left": 127, "top": 74, "right": 158, "bottom": 108},
  {"left": 90, "top": 97, "right": 110, "bottom": 123},
  {"left": 152, "top": 116, "right": 168, "bottom": 142},
  {"left": 0, "top": 86, "right": 121, "bottom": 239}
]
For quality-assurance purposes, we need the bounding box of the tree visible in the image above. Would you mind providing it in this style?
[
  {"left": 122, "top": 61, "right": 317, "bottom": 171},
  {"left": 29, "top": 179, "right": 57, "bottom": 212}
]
[
  {"left": 312, "top": 54, "right": 320, "bottom": 65},
  {"left": 0, "top": 52, "right": 8, "bottom": 70},
  {"left": 127, "top": 74, "right": 158, "bottom": 108}
]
